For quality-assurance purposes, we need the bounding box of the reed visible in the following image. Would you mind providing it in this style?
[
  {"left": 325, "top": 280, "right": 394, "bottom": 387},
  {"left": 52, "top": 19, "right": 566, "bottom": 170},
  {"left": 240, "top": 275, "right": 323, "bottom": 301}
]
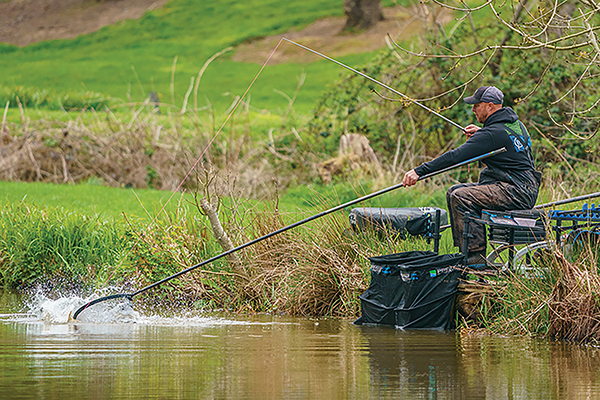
[
  {"left": 130, "top": 191, "right": 444, "bottom": 317},
  {"left": 480, "top": 237, "right": 600, "bottom": 343},
  {"left": 0, "top": 202, "right": 127, "bottom": 289},
  {"left": 547, "top": 246, "right": 600, "bottom": 342}
]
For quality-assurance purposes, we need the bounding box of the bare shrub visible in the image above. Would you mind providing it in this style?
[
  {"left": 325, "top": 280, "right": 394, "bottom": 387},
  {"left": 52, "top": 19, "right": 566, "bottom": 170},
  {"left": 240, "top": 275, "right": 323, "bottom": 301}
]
[{"left": 0, "top": 108, "right": 308, "bottom": 198}]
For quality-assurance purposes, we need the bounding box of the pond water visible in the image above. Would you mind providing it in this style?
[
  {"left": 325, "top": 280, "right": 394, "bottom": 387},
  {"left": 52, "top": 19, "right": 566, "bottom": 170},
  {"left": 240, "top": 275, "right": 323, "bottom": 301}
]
[{"left": 1, "top": 292, "right": 600, "bottom": 399}]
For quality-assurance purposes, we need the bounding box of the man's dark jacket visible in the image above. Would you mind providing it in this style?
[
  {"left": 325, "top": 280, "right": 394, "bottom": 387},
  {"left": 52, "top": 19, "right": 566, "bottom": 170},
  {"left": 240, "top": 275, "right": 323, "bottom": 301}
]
[{"left": 414, "top": 107, "right": 541, "bottom": 207}]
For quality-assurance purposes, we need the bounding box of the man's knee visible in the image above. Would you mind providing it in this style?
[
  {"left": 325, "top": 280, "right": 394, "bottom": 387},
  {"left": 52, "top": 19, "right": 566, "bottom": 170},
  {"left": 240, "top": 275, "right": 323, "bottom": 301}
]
[
  {"left": 447, "top": 184, "right": 466, "bottom": 204},
  {"left": 447, "top": 185, "right": 473, "bottom": 208}
]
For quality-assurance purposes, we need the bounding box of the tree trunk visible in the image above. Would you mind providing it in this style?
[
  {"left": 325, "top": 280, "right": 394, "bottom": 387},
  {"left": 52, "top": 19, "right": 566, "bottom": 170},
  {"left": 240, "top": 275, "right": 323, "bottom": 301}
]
[
  {"left": 199, "top": 197, "right": 247, "bottom": 282},
  {"left": 343, "top": 0, "right": 384, "bottom": 31}
]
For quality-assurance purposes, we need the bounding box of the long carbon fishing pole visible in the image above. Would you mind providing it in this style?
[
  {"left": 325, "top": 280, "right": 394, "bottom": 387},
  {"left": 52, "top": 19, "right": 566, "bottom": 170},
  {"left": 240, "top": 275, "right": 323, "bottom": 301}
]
[
  {"left": 72, "top": 147, "right": 506, "bottom": 320},
  {"left": 535, "top": 191, "right": 600, "bottom": 209},
  {"left": 282, "top": 38, "right": 466, "bottom": 132}
]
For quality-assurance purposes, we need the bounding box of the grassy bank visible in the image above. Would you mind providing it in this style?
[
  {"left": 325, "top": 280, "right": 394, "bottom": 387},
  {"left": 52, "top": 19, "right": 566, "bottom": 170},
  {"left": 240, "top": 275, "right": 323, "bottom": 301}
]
[
  {"left": 3, "top": 179, "right": 600, "bottom": 342},
  {"left": 475, "top": 243, "right": 600, "bottom": 343},
  {"left": 2, "top": 0, "right": 599, "bottom": 342},
  {"left": 0, "top": 184, "right": 453, "bottom": 317}
]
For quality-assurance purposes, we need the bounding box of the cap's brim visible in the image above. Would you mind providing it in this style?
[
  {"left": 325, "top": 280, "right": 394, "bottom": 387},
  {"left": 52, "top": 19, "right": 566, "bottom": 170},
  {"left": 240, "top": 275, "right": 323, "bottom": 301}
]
[{"left": 463, "top": 96, "right": 479, "bottom": 104}]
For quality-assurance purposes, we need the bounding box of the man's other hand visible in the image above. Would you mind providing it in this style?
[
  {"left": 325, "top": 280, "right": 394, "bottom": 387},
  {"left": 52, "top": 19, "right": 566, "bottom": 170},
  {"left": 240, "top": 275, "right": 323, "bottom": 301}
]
[
  {"left": 402, "top": 169, "right": 420, "bottom": 187},
  {"left": 464, "top": 124, "right": 481, "bottom": 138}
]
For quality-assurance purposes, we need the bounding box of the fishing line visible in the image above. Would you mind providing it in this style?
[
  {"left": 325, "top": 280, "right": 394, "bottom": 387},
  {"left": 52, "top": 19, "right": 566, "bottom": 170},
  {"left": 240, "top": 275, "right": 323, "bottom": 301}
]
[
  {"left": 281, "top": 37, "right": 466, "bottom": 132},
  {"left": 101, "top": 38, "right": 285, "bottom": 286}
]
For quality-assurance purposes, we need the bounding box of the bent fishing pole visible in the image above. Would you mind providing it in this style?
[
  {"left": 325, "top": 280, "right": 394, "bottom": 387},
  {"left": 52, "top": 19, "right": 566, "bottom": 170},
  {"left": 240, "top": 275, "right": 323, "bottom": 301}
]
[
  {"left": 282, "top": 38, "right": 466, "bottom": 132},
  {"left": 72, "top": 147, "right": 506, "bottom": 320}
]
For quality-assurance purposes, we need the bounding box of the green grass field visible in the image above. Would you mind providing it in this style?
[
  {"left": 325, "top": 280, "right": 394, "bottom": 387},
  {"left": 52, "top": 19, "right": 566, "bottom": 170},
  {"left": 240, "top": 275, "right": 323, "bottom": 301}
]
[
  {"left": 0, "top": 180, "right": 190, "bottom": 220},
  {"left": 0, "top": 178, "right": 448, "bottom": 222},
  {"left": 0, "top": 0, "right": 399, "bottom": 113}
]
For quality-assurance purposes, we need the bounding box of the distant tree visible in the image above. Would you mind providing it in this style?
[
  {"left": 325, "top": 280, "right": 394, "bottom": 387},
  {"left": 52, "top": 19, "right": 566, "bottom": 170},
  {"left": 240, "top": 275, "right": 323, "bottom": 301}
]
[
  {"left": 311, "top": 0, "right": 600, "bottom": 177},
  {"left": 343, "top": 0, "right": 384, "bottom": 31},
  {"left": 388, "top": 0, "right": 600, "bottom": 140}
]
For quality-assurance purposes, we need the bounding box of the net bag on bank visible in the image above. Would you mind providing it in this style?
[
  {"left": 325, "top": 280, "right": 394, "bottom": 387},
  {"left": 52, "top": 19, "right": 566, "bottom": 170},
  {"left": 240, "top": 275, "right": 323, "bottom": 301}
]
[{"left": 355, "top": 251, "right": 464, "bottom": 330}]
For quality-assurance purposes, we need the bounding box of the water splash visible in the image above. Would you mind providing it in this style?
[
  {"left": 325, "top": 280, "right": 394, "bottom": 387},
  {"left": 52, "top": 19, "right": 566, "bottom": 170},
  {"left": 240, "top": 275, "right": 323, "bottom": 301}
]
[
  {"left": 2, "top": 289, "right": 295, "bottom": 328},
  {"left": 23, "top": 291, "right": 139, "bottom": 324},
  {"left": 74, "top": 299, "right": 139, "bottom": 324}
]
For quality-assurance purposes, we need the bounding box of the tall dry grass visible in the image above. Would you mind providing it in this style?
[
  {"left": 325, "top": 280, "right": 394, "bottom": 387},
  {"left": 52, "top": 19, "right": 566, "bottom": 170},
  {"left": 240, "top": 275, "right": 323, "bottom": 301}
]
[
  {"left": 126, "top": 191, "right": 440, "bottom": 317},
  {"left": 482, "top": 234, "right": 600, "bottom": 343},
  {"left": 0, "top": 104, "right": 314, "bottom": 199},
  {"left": 547, "top": 248, "right": 600, "bottom": 342}
]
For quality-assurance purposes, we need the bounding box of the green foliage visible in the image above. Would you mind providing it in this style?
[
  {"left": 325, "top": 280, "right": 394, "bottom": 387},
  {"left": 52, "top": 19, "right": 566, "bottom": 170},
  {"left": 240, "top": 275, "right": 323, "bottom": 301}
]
[
  {"left": 0, "top": 194, "right": 221, "bottom": 291},
  {"left": 145, "top": 165, "right": 160, "bottom": 190},
  {"left": 0, "top": 85, "right": 114, "bottom": 110},
  {"left": 0, "top": 202, "right": 127, "bottom": 288},
  {"left": 308, "top": 47, "right": 477, "bottom": 165},
  {"left": 0, "top": 43, "right": 18, "bottom": 54},
  {"left": 309, "top": 5, "right": 600, "bottom": 171},
  {"left": 308, "top": 50, "right": 399, "bottom": 156}
]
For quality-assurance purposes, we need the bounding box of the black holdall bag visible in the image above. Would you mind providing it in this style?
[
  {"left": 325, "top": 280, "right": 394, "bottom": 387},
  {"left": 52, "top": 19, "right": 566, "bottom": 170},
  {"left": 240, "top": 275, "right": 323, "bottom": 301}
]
[
  {"left": 355, "top": 251, "right": 464, "bottom": 330},
  {"left": 349, "top": 207, "right": 448, "bottom": 238}
]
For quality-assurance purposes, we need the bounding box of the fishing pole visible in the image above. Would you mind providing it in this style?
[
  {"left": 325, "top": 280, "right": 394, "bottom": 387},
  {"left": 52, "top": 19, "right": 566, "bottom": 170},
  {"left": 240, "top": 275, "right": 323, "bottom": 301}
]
[
  {"left": 535, "top": 191, "right": 600, "bottom": 209},
  {"left": 282, "top": 38, "right": 466, "bottom": 132},
  {"left": 72, "top": 147, "right": 506, "bottom": 320}
]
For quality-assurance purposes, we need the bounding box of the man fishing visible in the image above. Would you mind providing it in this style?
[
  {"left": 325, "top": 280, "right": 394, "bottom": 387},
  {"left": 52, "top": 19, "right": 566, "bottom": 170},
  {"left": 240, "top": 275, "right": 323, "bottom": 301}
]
[{"left": 402, "top": 86, "right": 542, "bottom": 266}]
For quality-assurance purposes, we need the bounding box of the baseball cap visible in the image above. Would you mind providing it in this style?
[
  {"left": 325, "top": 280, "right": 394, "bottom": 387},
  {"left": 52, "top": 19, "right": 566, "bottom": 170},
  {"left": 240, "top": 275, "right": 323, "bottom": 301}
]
[{"left": 463, "top": 86, "right": 504, "bottom": 105}]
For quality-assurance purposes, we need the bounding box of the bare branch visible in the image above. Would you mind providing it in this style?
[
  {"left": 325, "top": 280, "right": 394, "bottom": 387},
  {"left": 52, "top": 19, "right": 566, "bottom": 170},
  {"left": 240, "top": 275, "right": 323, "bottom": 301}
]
[
  {"left": 414, "top": 49, "right": 497, "bottom": 102},
  {"left": 547, "top": 109, "right": 600, "bottom": 140},
  {"left": 388, "top": 25, "right": 600, "bottom": 59},
  {"left": 551, "top": 52, "right": 599, "bottom": 104},
  {"left": 430, "top": 0, "right": 493, "bottom": 12},
  {"left": 567, "top": 97, "right": 600, "bottom": 115},
  {"left": 489, "top": 2, "right": 600, "bottom": 51},
  {"left": 514, "top": 51, "right": 557, "bottom": 104},
  {"left": 533, "top": 125, "right": 581, "bottom": 182}
]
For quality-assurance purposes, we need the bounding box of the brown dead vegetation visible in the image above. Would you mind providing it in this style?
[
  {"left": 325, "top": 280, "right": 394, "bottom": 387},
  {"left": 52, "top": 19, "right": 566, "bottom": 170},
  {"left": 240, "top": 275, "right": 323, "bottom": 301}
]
[
  {"left": 0, "top": 111, "right": 199, "bottom": 190},
  {"left": 548, "top": 250, "right": 600, "bottom": 342},
  {"left": 162, "top": 202, "right": 370, "bottom": 317},
  {"left": 318, "top": 133, "right": 382, "bottom": 184},
  {"left": 0, "top": 107, "right": 301, "bottom": 198},
  {"left": 480, "top": 240, "right": 600, "bottom": 343}
]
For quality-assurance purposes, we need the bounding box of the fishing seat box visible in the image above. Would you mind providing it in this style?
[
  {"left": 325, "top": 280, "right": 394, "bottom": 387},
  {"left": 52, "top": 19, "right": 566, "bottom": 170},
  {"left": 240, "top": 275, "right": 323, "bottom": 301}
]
[
  {"left": 349, "top": 207, "right": 448, "bottom": 239},
  {"left": 355, "top": 251, "right": 464, "bottom": 330},
  {"left": 482, "top": 209, "right": 547, "bottom": 245}
]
